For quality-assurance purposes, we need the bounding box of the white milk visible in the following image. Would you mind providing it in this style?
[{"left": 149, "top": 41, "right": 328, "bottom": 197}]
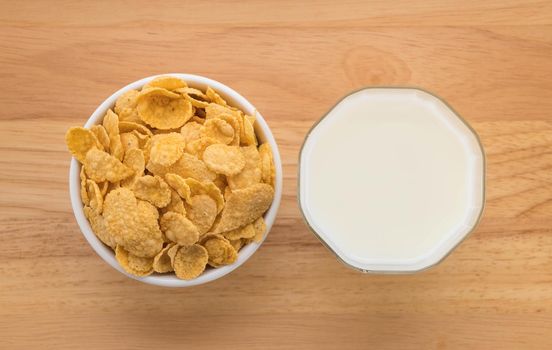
[{"left": 299, "top": 88, "right": 484, "bottom": 272}]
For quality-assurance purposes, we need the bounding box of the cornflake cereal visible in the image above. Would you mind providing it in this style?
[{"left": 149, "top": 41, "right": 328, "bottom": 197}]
[{"left": 65, "top": 76, "right": 275, "bottom": 280}]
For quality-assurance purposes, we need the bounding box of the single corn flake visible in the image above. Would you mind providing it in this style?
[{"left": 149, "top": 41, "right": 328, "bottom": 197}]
[
  {"left": 103, "top": 109, "right": 124, "bottom": 161},
  {"left": 121, "top": 148, "right": 145, "bottom": 188},
  {"left": 185, "top": 178, "right": 224, "bottom": 213},
  {"left": 201, "top": 234, "right": 237, "bottom": 267},
  {"left": 185, "top": 194, "right": 218, "bottom": 234},
  {"left": 84, "top": 149, "right": 133, "bottom": 182},
  {"left": 84, "top": 206, "right": 116, "bottom": 249},
  {"left": 165, "top": 173, "right": 192, "bottom": 203},
  {"left": 120, "top": 132, "right": 139, "bottom": 153},
  {"left": 91, "top": 125, "right": 111, "bottom": 152},
  {"left": 227, "top": 146, "right": 261, "bottom": 190},
  {"left": 160, "top": 211, "right": 199, "bottom": 246},
  {"left": 180, "top": 121, "right": 203, "bottom": 144},
  {"left": 136, "top": 87, "right": 193, "bottom": 130},
  {"left": 175, "top": 87, "right": 210, "bottom": 108},
  {"left": 205, "top": 103, "right": 234, "bottom": 120},
  {"left": 241, "top": 115, "right": 257, "bottom": 146},
  {"left": 87, "top": 180, "right": 103, "bottom": 214},
  {"left": 115, "top": 245, "right": 154, "bottom": 277},
  {"left": 203, "top": 144, "right": 246, "bottom": 176},
  {"left": 133, "top": 200, "right": 164, "bottom": 258},
  {"left": 161, "top": 189, "right": 186, "bottom": 216},
  {"left": 149, "top": 133, "right": 186, "bottom": 167},
  {"left": 167, "top": 243, "right": 181, "bottom": 263},
  {"left": 201, "top": 118, "right": 235, "bottom": 145},
  {"left": 143, "top": 76, "right": 187, "bottom": 91},
  {"left": 115, "top": 90, "right": 139, "bottom": 114},
  {"left": 132, "top": 175, "right": 171, "bottom": 208},
  {"left": 229, "top": 238, "right": 245, "bottom": 251},
  {"left": 172, "top": 244, "right": 208, "bottom": 280},
  {"left": 214, "top": 183, "right": 274, "bottom": 233},
  {"left": 259, "top": 143, "right": 276, "bottom": 188},
  {"left": 215, "top": 114, "right": 241, "bottom": 146},
  {"left": 206, "top": 86, "right": 227, "bottom": 106},
  {"left": 104, "top": 188, "right": 163, "bottom": 258},
  {"left": 80, "top": 166, "right": 89, "bottom": 205},
  {"left": 221, "top": 222, "right": 256, "bottom": 240},
  {"left": 252, "top": 216, "right": 266, "bottom": 243},
  {"left": 153, "top": 243, "right": 175, "bottom": 273},
  {"left": 65, "top": 127, "right": 101, "bottom": 162},
  {"left": 119, "top": 121, "right": 153, "bottom": 136}
]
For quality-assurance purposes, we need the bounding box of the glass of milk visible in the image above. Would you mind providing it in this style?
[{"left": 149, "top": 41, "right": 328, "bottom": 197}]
[{"left": 298, "top": 88, "right": 485, "bottom": 273}]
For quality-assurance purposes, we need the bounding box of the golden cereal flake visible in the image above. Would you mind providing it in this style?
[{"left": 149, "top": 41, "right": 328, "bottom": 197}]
[
  {"left": 241, "top": 115, "right": 257, "bottom": 146},
  {"left": 119, "top": 121, "right": 153, "bottom": 137},
  {"left": 143, "top": 76, "right": 187, "bottom": 91},
  {"left": 121, "top": 148, "right": 145, "bottom": 188},
  {"left": 103, "top": 188, "right": 163, "bottom": 258},
  {"left": 180, "top": 121, "right": 203, "bottom": 144},
  {"left": 86, "top": 179, "right": 103, "bottom": 214},
  {"left": 160, "top": 211, "right": 200, "bottom": 246},
  {"left": 115, "top": 245, "right": 154, "bottom": 277},
  {"left": 201, "top": 234, "right": 237, "bottom": 267},
  {"left": 161, "top": 189, "right": 186, "bottom": 216},
  {"left": 252, "top": 216, "right": 267, "bottom": 243},
  {"left": 136, "top": 87, "right": 193, "bottom": 130},
  {"left": 185, "top": 178, "right": 224, "bottom": 213},
  {"left": 175, "top": 87, "right": 210, "bottom": 108},
  {"left": 213, "top": 183, "right": 274, "bottom": 233},
  {"left": 65, "top": 127, "right": 101, "bottom": 162},
  {"left": 172, "top": 244, "right": 208, "bottom": 280},
  {"left": 184, "top": 194, "right": 218, "bottom": 234},
  {"left": 221, "top": 222, "right": 256, "bottom": 240},
  {"left": 120, "top": 132, "right": 139, "bottom": 153},
  {"left": 259, "top": 143, "right": 276, "bottom": 188},
  {"left": 206, "top": 86, "right": 227, "bottom": 106},
  {"left": 229, "top": 238, "right": 245, "bottom": 251},
  {"left": 90, "top": 125, "right": 111, "bottom": 152},
  {"left": 84, "top": 206, "right": 116, "bottom": 249},
  {"left": 200, "top": 118, "right": 235, "bottom": 145},
  {"left": 132, "top": 175, "right": 171, "bottom": 208},
  {"left": 149, "top": 133, "right": 186, "bottom": 167},
  {"left": 80, "top": 166, "right": 89, "bottom": 206},
  {"left": 164, "top": 173, "right": 192, "bottom": 203},
  {"left": 227, "top": 146, "right": 261, "bottom": 190},
  {"left": 202, "top": 144, "right": 246, "bottom": 176},
  {"left": 153, "top": 243, "right": 176, "bottom": 273},
  {"left": 84, "top": 149, "right": 133, "bottom": 182},
  {"left": 102, "top": 109, "right": 124, "bottom": 161}
]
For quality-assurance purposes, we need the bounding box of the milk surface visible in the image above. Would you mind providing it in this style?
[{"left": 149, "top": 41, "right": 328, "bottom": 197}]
[{"left": 299, "top": 89, "right": 484, "bottom": 271}]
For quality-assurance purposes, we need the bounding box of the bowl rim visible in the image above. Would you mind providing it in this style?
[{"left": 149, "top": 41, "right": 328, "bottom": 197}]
[{"left": 69, "top": 73, "right": 283, "bottom": 287}]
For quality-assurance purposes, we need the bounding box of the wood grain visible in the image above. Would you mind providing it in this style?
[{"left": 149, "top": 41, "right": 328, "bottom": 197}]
[{"left": 1, "top": 1, "right": 552, "bottom": 349}]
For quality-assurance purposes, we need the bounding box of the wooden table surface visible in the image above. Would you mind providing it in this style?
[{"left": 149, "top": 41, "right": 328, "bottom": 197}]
[{"left": 2, "top": 1, "right": 552, "bottom": 349}]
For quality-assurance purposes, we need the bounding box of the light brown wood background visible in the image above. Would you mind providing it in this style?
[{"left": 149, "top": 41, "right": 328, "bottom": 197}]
[{"left": 1, "top": 1, "right": 552, "bottom": 349}]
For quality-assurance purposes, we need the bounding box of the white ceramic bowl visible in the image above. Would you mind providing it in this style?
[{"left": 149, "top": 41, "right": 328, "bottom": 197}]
[{"left": 69, "top": 73, "right": 283, "bottom": 287}]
